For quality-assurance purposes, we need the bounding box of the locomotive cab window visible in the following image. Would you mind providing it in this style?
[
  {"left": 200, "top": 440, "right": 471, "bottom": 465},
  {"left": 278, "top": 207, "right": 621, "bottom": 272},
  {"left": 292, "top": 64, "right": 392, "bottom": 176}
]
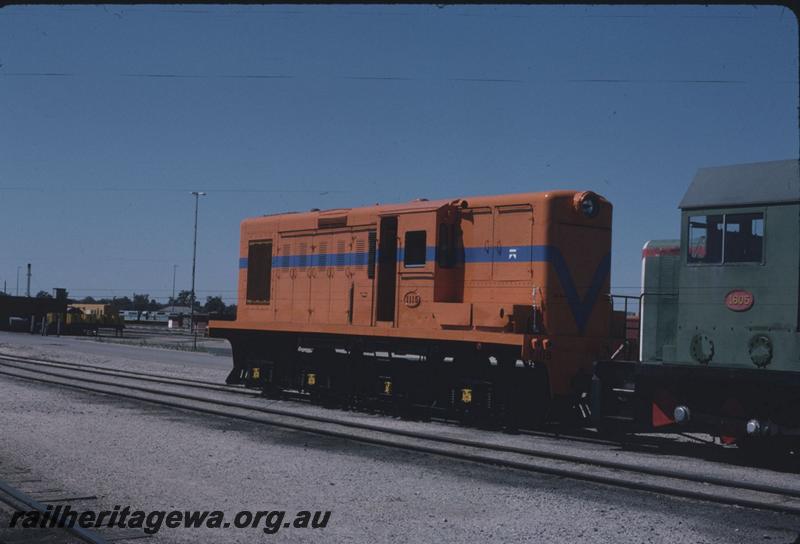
[
  {"left": 687, "top": 212, "right": 764, "bottom": 265},
  {"left": 724, "top": 213, "right": 764, "bottom": 263},
  {"left": 404, "top": 231, "right": 427, "bottom": 267},
  {"left": 688, "top": 214, "right": 722, "bottom": 263},
  {"left": 246, "top": 240, "right": 272, "bottom": 303}
]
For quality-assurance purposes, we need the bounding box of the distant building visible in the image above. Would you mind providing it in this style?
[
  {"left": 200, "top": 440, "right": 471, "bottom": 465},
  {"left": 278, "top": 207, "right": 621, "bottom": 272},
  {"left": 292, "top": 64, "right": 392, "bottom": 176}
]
[
  {"left": 161, "top": 305, "right": 192, "bottom": 315},
  {"left": 70, "top": 303, "right": 112, "bottom": 318}
]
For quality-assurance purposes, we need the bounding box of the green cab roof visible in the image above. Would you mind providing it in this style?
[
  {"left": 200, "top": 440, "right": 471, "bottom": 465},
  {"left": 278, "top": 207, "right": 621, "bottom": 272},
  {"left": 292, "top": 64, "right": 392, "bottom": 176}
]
[{"left": 679, "top": 159, "right": 800, "bottom": 210}]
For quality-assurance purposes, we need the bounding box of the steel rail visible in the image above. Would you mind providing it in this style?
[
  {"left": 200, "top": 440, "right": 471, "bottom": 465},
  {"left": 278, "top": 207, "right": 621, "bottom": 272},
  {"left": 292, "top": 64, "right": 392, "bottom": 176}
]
[
  {"left": 1, "top": 355, "right": 796, "bottom": 499},
  {"left": 0, "top": 353, "right": 251, "bottom": 392},
  {"left": 0, "top": 358, "right": 799, "bottom": 515},
  {"left": 0, "top": 352, "right": 638, "bottom": 452},
  {"left": 0, "top": 353, "right": 697, "bottom": 450},
  {"left": 0, "top": 357, "right": 767, "bottom": 485},
  {"left": 0, "top": 478, "right": 108, "bottom": 544}
]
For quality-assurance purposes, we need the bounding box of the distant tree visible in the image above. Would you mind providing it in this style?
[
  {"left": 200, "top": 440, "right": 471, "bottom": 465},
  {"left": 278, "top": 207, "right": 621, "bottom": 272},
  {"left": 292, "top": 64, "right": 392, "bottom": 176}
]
[
  {"left": 108, "top": 296, "right": 133, "bottom": 312},
  {"left": 168, "top": 290, "right": 193, "bottom": 307},
  {"left": 204, "top": 296, "right": 226, "bottom": 315},
  {"left": 35, "top": 290, "right": 53, "bottom": 299},
  {"left": 162, "top": 290, "right": 212, "bottom": 313},
  {"left": 132, "top": 293, "right": 151, "bottom": 312},
  {"left": 222, "top": 303, "right": 237, "bottom": 320},
  {"left": 80, "top": 296, "right": 97, "bottom": 303}
]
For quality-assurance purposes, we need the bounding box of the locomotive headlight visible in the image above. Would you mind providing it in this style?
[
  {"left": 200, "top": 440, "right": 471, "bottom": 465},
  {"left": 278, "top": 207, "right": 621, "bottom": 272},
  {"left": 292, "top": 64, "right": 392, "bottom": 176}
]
[
  {"left": 574, "top": 191, "right": 600, "bottom": 218},
  {"left": 581, "top": 196, "right": 597, "bottom": 217}
]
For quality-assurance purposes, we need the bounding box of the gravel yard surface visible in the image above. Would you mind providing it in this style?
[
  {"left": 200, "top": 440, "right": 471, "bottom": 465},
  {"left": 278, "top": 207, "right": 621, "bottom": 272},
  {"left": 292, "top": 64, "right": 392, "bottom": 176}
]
[
  {"left": 0, "top": 330, "right": 231, "bottom": 377},
  {"left": 0, "top": 331, "right": 799, "bottom": 543},
  {"left": 0, "top": 503, "right": 87, "bottom": 544},
  {"left": 0, "top": 331, "right": 797, "bottom": 495}
]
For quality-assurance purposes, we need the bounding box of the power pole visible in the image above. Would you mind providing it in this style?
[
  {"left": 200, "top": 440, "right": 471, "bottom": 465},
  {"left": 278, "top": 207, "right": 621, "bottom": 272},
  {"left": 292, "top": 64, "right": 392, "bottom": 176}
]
[
  {"left": 16, "top": 266, "right": 19, "bottom": 296},
  {"left": 190, "top": 191, "right": 206, "bottom": 351},
  {"left": 26, "top": 263, "right": 31, "bottom": 297},
  {"left": 171, "top": 264, "right": 178, "bottom": 313}
]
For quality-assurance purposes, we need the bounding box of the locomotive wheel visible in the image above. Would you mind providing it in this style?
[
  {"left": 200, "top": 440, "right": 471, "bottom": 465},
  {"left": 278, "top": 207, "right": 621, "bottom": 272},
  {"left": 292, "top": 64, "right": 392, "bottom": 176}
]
[
  {"left": 310, "top": 348, "right": 341, "bottom": 408},
  {"left": 395, "top": 393, "right": 417, "bottom": 420},
  {"left": 499, "top": 362, "right": 550, "bottom": 431},
  {"left": 520, "top": 372, "right": 551, "bottom": 429},
  {"left": 260, "top": 363, "right": 283, "bottom": 400},
  {"left": 336, "top": 349, "right": 357, "bottom": 409},
  {"left": 228, "top": 338, "right": 562, "bottom": 432},
  {"left": 262, "top": 343, "right": 294, "bottom": 399},
  {"left": 594, "top": 417, "right": 630, "bottom": 440},
  {"left": 226, "top": 340, "right": 249, "bottom": 385}
]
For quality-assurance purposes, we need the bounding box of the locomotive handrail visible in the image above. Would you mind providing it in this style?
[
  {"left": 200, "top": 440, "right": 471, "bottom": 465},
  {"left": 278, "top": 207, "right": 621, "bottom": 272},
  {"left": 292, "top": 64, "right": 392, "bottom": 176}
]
[{"left": 608, "top": 293, "right": 642, "bottom": 361}]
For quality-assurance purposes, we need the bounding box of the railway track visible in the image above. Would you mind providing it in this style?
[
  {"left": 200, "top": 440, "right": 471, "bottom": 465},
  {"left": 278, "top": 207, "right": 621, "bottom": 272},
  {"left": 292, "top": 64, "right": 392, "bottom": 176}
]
[
  {"left": 1, "top": 352, "right": 799, "bottom": 517},
  {"left": 0, "top": 352, "right": 688, "bottom": 454},
  {"left": 0, "top": 352, "right": 657, "bottom": 449},
  {"left": 0, "top": 477, "right": 107, "bottom": 544},
  {"left": 0, "top": 352, "right": 256, "bottom": 395},
  {"left": 0, "top": 352, "right": 748, "bottom": 459}
]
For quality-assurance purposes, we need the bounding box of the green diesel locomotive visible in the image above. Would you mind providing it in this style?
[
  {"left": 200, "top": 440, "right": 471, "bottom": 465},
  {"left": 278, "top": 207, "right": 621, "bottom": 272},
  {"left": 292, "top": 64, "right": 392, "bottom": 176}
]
[{"left": 595, "top": 159, "right": 800, "bottom": 446}]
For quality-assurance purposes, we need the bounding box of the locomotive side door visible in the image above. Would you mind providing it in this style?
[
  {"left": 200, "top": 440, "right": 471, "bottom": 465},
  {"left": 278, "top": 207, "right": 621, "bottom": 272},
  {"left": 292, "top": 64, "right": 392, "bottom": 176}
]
[
  {"left": 492, "top": 204, "right": 533, "bottom": 280},
  {"left": 395, "top": 211, "right": 437, "bottom": 328},
  {"left": 272, "top": 237, "right": 294, "bottom": 322},
  {"left": 375, "top": 216, "right": 398, "bottom": 323},
  {"left": 290, "top": 236, "right": 312, "bottom": 323},
  {"left": 328, "top": 232, "right": 351, "bottom": 325},
  {"left": 460, "top": 207, "right": 493, "bottom": 282},
  {"left": 433, "top": 206, "right": 464, "bottom": 303},
  {"left": 308, "top": 233, "right": 331, "bottom": 324},
  {"left": 349, "top": 229, "right": 375, "bottom": 326}
]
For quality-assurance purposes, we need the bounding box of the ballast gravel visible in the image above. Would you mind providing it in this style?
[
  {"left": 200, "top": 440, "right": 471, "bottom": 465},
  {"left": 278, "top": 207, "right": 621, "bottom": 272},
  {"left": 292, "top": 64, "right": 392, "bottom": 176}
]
[{"left": 0, "top": 367, "right": 798, "bottom": 543}]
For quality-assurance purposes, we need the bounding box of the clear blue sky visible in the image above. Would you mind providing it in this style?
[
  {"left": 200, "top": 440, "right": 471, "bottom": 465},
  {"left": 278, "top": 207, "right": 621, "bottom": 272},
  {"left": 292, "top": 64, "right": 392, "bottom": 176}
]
[{"left": 0, "top": 5, "right": 797, "bottom": 304}]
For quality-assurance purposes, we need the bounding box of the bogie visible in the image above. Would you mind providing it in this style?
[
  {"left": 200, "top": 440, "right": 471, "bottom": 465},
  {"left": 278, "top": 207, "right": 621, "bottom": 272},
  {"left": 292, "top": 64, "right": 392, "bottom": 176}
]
[{"left": 228, "top": 334, "right": 553, "bottom": 429}]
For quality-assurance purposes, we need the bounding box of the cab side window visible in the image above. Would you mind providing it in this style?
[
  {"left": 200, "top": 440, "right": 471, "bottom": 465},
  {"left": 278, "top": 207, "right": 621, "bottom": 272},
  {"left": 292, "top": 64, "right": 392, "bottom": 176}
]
[
  {"left": 404, "top": 231, "right": 427, "bottom": 267},
  {"left": 246, "top": 240, "right": 273, "bottom": 303},
  {"left": 724, "top": 213, "right": 764, "bottom": 263},
  {"left": 687, "top": 212, "right": 764, "bottom": 264},
  {"left": 687, "top": 215, "right": 722, "bottom": 263}
]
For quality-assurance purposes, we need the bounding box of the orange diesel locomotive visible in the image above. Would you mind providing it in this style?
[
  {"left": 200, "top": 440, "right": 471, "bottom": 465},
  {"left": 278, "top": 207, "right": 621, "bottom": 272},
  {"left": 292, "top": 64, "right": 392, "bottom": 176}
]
[{"left": 210, "top": 190, "right": 624, "bottom": 425}]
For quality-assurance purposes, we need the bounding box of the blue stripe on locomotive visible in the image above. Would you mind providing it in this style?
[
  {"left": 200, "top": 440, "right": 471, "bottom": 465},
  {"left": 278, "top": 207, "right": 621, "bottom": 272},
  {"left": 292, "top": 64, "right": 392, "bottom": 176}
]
[{"left": 239, "top": 245, "right": 608, "bottom": 333}]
